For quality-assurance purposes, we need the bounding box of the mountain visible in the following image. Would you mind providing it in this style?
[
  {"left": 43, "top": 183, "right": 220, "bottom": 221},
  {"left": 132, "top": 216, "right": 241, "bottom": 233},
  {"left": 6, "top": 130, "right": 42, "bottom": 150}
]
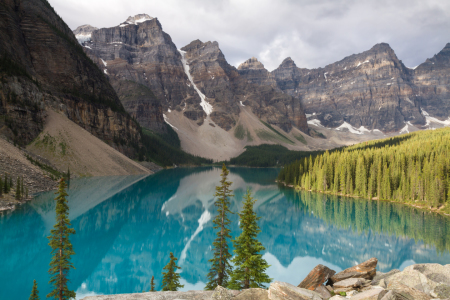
[
  {"left": 0, "top": 0, "right": 150, "bottom": 175},
  {"left": 73, "top": 24, "right": 98, "bottom": 43},
  {"left": 76, "top": 15, "right": 311, "bottom": 160},
  {"left": 239, "top": 43, "right": 450, "bottom": 133}
]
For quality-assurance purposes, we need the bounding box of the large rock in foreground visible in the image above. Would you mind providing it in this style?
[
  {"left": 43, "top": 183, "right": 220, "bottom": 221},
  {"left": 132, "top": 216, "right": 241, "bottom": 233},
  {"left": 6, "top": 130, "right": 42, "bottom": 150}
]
[
  {"left": 331, "top": 258, "right": 378, "bottom": 284},
  {"left": 268, "top": 281, "right": 322, "bottom": 300},
  {"left": 298, "top": 264, "right": 336, "bottom": 290}
]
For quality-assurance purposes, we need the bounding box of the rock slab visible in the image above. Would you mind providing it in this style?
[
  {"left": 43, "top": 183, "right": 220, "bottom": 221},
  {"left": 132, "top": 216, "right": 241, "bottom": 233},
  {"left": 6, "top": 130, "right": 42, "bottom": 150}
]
[
  {"left": 268, "top": 281, "right": 322, "bottom": 300},
  {"left": 298, "top": 264, "right": 336, "bottom": 290},
  {"left": 331, "top": 258, "right": 378, "bottom": 284}
]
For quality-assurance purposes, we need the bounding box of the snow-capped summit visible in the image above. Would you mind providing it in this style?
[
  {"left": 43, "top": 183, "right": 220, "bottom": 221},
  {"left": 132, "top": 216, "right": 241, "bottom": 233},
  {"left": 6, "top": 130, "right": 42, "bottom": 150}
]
[
  {"left": 73, "top": 24, "right": 98, "bottom": 44},
  {"left": 120, "top": 14, "right": 153, "bottom": 27}
]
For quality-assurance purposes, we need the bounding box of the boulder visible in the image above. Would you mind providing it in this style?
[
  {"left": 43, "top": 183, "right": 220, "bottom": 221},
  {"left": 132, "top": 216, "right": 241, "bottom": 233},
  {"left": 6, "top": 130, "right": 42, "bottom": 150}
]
[
  {"left": 404, "top": 264, "right": 450, "bottom": 285},
  {"left": 385, "top": 269, "right": 436, "bottom": 295},
  {"left": 268, "top": 281, "right": 323, "bottom": 300},
  {"left": 233, "top": 288, "right": 269, "bottom": 300},
  {"left": 333, "top": 278, "right": 369, "bottom": 290},
  {"left": 329, "top": 296, "right": 346, "bottom": 300},
  {"left": 348, "top": 287, "right": 387, "bottom": 300},
  {"left": 212, "top": 286, "right": 234, "bottom": 300},
  {"left": 331, "top": 258, "right": 378, "bottom": 284},
  {"left": 299, "top": 264, "right": 336, "bottom": 290},
  {"left": 431, "top": 284, "right": 450, "bottom": 299},
  {"left": 379, "top": 291, "right": 395, "bottom": 300},
  {"left": 314, "top": 285, "right": 332, "bottom": 299},
  {"left": 372, "top": 270, "right": 400, "bottom": 286},
  {"left": 387, "top": 281, "right": 431, "bottom": 300}
]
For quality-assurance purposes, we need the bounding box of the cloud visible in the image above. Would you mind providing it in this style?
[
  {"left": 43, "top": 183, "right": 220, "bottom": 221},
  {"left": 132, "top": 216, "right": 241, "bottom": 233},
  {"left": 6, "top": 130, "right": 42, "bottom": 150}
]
[{"left": 50, "top": 0, "right": 450, "bottom": 71}]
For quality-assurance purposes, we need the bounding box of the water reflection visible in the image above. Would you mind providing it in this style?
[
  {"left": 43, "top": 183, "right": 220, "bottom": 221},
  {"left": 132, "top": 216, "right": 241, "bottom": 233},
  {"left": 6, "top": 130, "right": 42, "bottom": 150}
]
[{"left": 0, "top": 167, "right": 449, "bottom": 300}]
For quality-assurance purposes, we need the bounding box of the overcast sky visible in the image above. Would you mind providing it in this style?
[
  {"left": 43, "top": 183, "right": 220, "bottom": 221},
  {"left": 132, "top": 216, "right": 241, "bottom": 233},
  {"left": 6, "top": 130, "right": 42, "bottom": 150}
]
[{"left": 50, "top": 0, "right": 450, "bottom": 71}]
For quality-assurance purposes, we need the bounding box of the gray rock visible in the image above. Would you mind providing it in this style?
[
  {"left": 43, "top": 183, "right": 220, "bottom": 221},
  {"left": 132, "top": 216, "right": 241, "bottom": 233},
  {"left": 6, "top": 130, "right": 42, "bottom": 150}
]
[
  {"left": 386, "top": 269, "right": 436, "bottom": 295},
  {"left": 348, "top": 287, "right": 387, "bottom": 300},
  {"left": 81, "top": 290, "right": 214, "bottom": 300},
  {"left": 387, "top": 281, "right": 432, "bottom": 300},
  {"left": 372, "top": 270, "right": 400, "bottom": 286},
  {"left": 329, "top": 296, "right": 346, "bottom": 300},
  {"left": 314, "top": 285, "right": 332, "bottom": 299},
  {"left": 379, "top": 291, "right": 395, "bottom": 300},
  {"left": 333, "top": 278, "right": 368, "bottom": 290},
  {"left": 211, "top": 286, "right": 233, "bottom": 300},
  {"left": 268, "top": 281, "right": 323, "bottom": 300},
  {"left": 233, "top": 288, "right": 269, "bottom": 300},
  {"left": 430, "top": 284, "right": 450, "bottom": 299},
  {"left": 404, "top": 264, "right": 450, "bottom": 286}
]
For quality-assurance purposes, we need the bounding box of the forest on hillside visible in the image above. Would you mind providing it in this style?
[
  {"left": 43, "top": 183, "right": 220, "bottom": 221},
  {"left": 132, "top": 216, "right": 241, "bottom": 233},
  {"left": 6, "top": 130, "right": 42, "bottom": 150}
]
[{"left": 278, "top": 128, "right": 450, "bottom": 209}]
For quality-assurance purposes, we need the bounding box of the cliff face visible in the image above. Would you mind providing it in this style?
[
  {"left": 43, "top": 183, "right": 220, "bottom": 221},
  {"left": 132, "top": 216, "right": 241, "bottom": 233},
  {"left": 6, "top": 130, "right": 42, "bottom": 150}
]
[
  {"left": 413, "top": 43, "right": 450, "bottom": 120},
  {"left": 180, "top": 40, "right": 309, "bottom": 133},
  {"left": 239, "top": 43, "right": 450, "bottom": 133},
  {"left": 0, "top": 0, "right": 140, "bottom": 156},
  {"left": 83, "top": 15, "right": 198, "bottom": 133}
]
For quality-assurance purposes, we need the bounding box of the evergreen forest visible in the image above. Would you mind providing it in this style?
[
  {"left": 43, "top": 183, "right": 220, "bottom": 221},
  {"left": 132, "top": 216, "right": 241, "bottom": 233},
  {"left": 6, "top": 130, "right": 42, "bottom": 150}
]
[{"left": 278, "top": 128, "right": 450, "bottom": 209}]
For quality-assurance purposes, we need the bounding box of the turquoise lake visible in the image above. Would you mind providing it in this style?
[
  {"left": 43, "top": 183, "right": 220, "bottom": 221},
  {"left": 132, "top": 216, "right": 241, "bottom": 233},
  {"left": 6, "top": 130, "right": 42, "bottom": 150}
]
[{"left": 1, "top": 167, "right": 450, "bottom": 299}]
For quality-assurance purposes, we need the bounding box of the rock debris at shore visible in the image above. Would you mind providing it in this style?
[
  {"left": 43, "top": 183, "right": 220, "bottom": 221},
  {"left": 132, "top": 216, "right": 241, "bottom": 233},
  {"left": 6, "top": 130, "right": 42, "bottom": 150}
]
[{"left": 82, "top": 258, "right": 450, "bottom": 299}]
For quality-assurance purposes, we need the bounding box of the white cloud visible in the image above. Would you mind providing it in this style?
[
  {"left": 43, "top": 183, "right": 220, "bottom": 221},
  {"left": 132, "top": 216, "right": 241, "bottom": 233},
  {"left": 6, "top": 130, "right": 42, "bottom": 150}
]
[{"left": 50, "top": 0, "right": 450, "bottom": 71}]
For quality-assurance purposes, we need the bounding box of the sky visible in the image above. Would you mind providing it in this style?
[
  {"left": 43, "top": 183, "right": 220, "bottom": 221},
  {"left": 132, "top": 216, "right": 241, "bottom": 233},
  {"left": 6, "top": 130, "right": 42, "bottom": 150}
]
[{"left": 50, "top": 0, "right": 450, "bottom": 71}]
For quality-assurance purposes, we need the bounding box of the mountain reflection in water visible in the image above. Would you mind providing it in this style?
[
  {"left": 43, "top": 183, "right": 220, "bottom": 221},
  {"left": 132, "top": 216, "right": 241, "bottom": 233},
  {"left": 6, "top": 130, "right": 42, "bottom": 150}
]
[{"left": 1, "top": 167, "right": 449, "bottom": 299}]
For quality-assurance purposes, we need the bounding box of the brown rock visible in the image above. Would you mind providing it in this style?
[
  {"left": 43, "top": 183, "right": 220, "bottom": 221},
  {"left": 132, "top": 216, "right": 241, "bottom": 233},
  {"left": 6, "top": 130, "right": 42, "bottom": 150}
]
[
  {"left": 331, "top": 258, "right": 378, "bottom": 284},
  {"left": 298, "top": 264, "right": 336, "bottom": 290}
]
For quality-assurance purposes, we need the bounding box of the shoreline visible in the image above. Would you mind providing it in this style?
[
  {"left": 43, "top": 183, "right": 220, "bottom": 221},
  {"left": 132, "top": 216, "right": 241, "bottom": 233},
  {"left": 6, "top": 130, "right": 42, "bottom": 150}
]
[{"left": 277, "top": 180, "right": 450, "bottom": 216}]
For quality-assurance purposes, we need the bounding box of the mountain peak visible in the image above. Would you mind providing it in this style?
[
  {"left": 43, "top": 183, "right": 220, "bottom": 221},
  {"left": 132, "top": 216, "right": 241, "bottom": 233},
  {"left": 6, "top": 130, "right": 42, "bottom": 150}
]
[
  {"left": 279, "top": 57, "right": 297, "bottom": 68},
  {"left": 73, "top": 24, "right": 98, "bottom": 43},
  {"left": 237, "top": 57, "right": 265, "bottom": 70},
  {"left": 121, "top": 14, "right": 153, "bottom": 26}
]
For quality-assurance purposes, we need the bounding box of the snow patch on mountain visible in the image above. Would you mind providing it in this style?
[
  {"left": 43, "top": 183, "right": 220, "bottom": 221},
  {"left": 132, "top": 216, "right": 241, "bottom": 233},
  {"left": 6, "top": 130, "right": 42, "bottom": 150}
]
[{"left": 178, "top": 50, "right": 213, "bottom": 115}]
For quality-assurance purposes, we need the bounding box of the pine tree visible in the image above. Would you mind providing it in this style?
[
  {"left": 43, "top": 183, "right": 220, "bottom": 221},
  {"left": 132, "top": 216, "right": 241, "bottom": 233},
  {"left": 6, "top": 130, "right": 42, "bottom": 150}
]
[
  {"left": 29, "top": 279, "right": 40, "bottom": 300},
  {"left": 161, "top": 252, "right": 183, "bottom": 291},
  {"left": 4, "top": 173, "right": 8, "bottom": 194},
  {"left": 150, "top": 275, "right": 155, "bottom": 292},
  {"left": 228, "top": 189, "right": 272, "bottom": 290},
  {"left": 0, "top": 177, "right": 3, "bottom": 197},
  {"left": 205, "top": 163, "right": 234, "bottom": 290},
  {"left": 47, "top": 178, "right": 76, "bottom": 300},
  {"left": 15, "top": 177, "right": 21, "bottom": 200}
]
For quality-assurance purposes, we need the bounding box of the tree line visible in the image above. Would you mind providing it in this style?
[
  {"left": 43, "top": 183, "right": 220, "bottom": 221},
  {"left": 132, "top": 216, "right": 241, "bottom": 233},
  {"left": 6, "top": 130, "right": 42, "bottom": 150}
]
[{"left": 278, "top": 127, "right": 450, "bottom": 208}]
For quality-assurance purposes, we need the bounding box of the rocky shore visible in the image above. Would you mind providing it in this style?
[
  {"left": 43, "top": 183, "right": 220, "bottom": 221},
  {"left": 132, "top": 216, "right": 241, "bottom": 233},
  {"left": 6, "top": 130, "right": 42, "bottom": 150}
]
[
  {"left": 83, "top": 258, "right": 450, "bottom": 300},
  {"left": 0, "top": 138, "right": 57, "bottom": 212}
]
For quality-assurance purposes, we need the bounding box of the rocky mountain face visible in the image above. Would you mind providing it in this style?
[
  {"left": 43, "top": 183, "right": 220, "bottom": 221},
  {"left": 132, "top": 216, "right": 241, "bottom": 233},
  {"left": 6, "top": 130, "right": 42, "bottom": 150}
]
[
  {"left": 239, "top": 43, "right": 450, "bottom": 133},
  {"left": 181, "top": 40, "right": 308, "bottom": 132},
  {"left": 81, "top": 15, "right": 196, "bottom": 133},
  {"left": 0, "top": 0, "right": 141, "bottom": 157},
  {"left": 79, "top": 17, "right": 308, "bottom": 134},
  {"left": 73, "top": 24, "right": 98, "bottom": 43}
]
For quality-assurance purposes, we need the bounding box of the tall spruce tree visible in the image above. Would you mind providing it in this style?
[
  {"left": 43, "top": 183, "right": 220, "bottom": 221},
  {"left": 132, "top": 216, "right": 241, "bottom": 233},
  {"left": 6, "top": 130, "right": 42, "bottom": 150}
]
[
  {"left": 161, "top": 252, "right": 183, "bottom": 291},
  {"left": 0, "top": 177, "right": 3, "bottom": 197},
  {"left": 228, "top": 189, "right": 272, "bottom": 290},
  {"left": 47, "top": 178, "right": 76, "bottom": 300},
  {"left": 150, "top": 275, "right": 156, "bottom": 292},
  {"left": 29, "top": 279, "right": 40, "bottom": 300},
  {"left": 205, "top": 164, "right": 234, "bottom": 290}
]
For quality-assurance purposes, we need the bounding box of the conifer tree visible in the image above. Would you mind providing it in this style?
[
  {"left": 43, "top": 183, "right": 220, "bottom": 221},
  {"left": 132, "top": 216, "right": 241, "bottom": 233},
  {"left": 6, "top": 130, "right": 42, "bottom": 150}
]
[
  {"left": 161, "top": 252, "right": 183, "bottom": 291},
  {"left": 4, "top": 173, "right": 8, "bottom": 194},
  {"left": 47, "top": 178, "right": 76, "bottom": 300},
  {"left": 15, "top": 177, "right": 21, "bottom": 200},
  {"left": 0, "top": 177, "right": 3, "bottom": 197},
  {"left": 29, "top": 279, "right": 40, "bottom": 300},
  {"left": 205, "top": 164, "right": 234, "bottom": 290},
  {"left": 228, "top": 189, "right": 272, "bottom": 290},
  {"left": 150, "top": 275, "right": 155, "bottom": 292}
]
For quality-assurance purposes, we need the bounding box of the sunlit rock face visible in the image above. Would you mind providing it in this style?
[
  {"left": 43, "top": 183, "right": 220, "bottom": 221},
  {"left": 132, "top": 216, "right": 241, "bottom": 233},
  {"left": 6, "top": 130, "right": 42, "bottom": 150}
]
[{"left": 239, "top": 43, "right": 450, "bottom": 133}]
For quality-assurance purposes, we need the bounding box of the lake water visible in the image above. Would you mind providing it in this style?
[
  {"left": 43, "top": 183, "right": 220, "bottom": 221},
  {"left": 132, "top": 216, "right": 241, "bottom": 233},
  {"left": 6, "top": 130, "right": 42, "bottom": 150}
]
[{"left": 1, "top": 167, "right": 450, "bottom": 299}]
